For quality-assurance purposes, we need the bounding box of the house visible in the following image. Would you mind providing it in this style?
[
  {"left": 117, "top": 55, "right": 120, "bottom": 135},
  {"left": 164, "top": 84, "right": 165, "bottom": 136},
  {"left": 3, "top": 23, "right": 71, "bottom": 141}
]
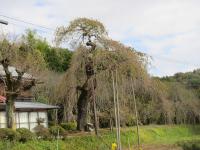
[{"left": 0, "top": 65, "right": 59, "bottom": 131}]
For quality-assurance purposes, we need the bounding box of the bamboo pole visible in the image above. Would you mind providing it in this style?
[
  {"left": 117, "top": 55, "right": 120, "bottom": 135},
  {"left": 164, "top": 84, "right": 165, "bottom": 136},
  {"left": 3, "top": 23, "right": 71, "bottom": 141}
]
[
  {"left": 128, "top": 137, "right": 131, "bottom": 150},
  {"left": 111, "top": 71, "right": 119, "bottom": 149},
  {"left": 92, "top": 78, "right": 99, "bottom": 136},
  {"left": 115, "top": 70, "right": 122, "bottom": 150},
  {"left": 56, "top": 128, "right": 59, "bottom": 150},
  {"left": 131, "top": 78, "right": 140, "bottom": 150}
]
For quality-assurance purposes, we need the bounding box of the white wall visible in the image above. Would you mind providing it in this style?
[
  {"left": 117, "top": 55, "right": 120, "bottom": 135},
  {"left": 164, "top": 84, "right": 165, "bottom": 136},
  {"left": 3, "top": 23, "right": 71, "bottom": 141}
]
[
  {"left": 0, "top": 111, "right": 48, "bottom": 131},
  {"left": 0, "top": 112, "right": 6, "bottom": 128}
]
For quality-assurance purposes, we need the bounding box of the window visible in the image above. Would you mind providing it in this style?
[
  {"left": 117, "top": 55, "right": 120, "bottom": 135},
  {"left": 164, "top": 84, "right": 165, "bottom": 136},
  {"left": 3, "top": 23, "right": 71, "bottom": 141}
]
[
  {"left": 15, "top": 112, "right": 20, "bottom": 128},
  {"left": 0, "top": 111, "right": 48, "bottom": 131},
  {"left": 0, "top": 112, "right": 6, "bottom": 128},
  {"left": 38, "top": 112, "right": 48, "bottom": 128},
  {"left": 29, "top": 112, "right": 38, "bottom": 131},
  {"left": 19, "top": 112, "right": 29, "bottom": 129}
]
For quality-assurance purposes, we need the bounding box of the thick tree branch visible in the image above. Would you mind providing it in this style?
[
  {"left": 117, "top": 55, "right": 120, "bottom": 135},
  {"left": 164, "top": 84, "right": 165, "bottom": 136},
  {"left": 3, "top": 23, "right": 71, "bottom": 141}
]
[
  {"left": 1, "top": 58, "right": 12, "bottom": 89},
  {"left": 22, "top": 79, "right": 36, "bottom": 91},
  {"left": 86, "top": 40, "right": 96, "bottom": 51}
]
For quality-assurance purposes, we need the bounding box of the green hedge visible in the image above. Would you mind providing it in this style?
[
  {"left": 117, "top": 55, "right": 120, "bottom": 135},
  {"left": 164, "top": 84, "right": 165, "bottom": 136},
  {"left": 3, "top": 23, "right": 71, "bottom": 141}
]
[
  {"left": 0, "top": 128, "right": 20, "bottom": 141},
  {"left": 16, "top": 128, "right": 35, "bottom": 142},
  {"left": 49, "top": 125, "right": 65, "bottom": 137},
  {"left": 61, "top": 122, "right": 77, "bottom": 131}
]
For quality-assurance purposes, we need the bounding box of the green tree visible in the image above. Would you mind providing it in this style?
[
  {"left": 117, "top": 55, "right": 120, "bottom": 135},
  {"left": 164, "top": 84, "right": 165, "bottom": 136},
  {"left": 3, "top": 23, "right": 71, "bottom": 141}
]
[
  {"left": 0, "top": 34, "right": 45, "bottom": 128},
  {"left": 56, "top": 18, "right": 148, "bottom": 131}
]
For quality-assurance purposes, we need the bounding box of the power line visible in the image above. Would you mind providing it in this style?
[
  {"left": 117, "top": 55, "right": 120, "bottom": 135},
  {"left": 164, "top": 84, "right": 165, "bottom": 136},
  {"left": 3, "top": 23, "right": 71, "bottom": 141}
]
[
  {"left": 8, "top": 22, "right": 54, "bottom": 35},
  {"left": 0, "top": 14, "right": 55, "bottom": 31}
]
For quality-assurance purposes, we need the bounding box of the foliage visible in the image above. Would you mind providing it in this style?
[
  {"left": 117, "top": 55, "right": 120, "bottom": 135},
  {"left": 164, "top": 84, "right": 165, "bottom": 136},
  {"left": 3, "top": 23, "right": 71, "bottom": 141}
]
[
  {"left": 22, "top": 29, "right": 73, "bottom": 72},
  {"left": 158, "top": 69, "right": 200, "bottom": 124},
  {"left": 34, "top": 125, "right": 50, "bottom": 139},
  {"left": 55, "top": 17, "right": 107, "bottom": 45},
  {"left": 56, "top": 18, "right": 149, "bottom": 129},
  {"left": 178, "top": 140, "right": 200, "bottom": 150},
  {"left": 16, "top": 128, "right": 35, "bottom": 142},
  {"left": 49, "top": 125, "right": 65, "bottom": 137},
  {"left": 60, "top": 122, "right": 77, "bottom": 131},
  {"left": 43, "top": 47, "right": 72, "bottom": 72},
  {"left": 0, "top": 125, "right": 199, "bottom": 150},
  {"left": 0, "top": 128, "right": 20, "bottom": 141}
]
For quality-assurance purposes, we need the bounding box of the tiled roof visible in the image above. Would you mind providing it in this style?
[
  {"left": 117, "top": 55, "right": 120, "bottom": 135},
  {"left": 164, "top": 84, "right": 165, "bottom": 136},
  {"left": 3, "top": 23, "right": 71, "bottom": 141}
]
[
  {"left": 15, "top": 102, "right": 59, "bottom": 109},
  {"left": 0, "top": 101, "right": 59, "bottom": 110}
]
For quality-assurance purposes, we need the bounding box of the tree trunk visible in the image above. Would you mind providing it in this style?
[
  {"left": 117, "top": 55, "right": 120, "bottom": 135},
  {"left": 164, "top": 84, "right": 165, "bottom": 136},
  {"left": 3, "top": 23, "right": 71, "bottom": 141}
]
[
  {"left": 76, "top": 40, "right": 96, "bottom": 131},
  {"left": 77, "top": 78, "right": 93, "bottom": 131},
  {"left": 6, "top": 95, "right": 15, "bottom": 129}
]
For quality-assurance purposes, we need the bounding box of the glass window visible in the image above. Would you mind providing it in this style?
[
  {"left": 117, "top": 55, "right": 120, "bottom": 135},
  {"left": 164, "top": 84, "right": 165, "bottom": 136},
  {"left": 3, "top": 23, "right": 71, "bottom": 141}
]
[
  {"left": 0, "top": 112, "right": 6, "bottom": 124},
  {"left": 15, "top": 112, "right": 19, "bottom": 124},
  {"left": 38, "top": 112, "right": 47, "bottom": 122},
  {"left": 30, "top": 123, "right": 38, "bottom": 132},
  {"left": 19, "top": 112, "right": 28, "bottom": 123},
  {"left": 29, "top": 112, "right": 38, "bottom": 123},
  {"left": 16, "top": 123, "right": 20, "bottom": 128},
  {"left": 20, "top": 123, "right": 29, "bottom": 129},
  {"left": 0, "top": 123, "right": 6, "bottom": 128}
]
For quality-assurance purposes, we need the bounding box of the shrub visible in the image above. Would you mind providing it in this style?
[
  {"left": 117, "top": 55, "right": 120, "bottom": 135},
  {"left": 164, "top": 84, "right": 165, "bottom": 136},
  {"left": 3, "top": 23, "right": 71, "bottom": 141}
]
[
  {"left": 178, "top": 140, "right": 200, "bottom": 150},
  {"left": 125, "top": 116, "right": 136, "bottom": 127},
  {"left": 99, "top": 117, "right": 110, "bottom": 128},
  {"left": 0, "top": 128, "right": 20, "bottom": 141},
  {"left": 48, "top": 121, "right": 55, "bottom": 127},
  {"left": 61, "top": 122, "right": 77, "bottom": 131},
  {"left": 33, "top": 125, "right": 50, "bottom": 140},
  {"left": 49, "top": 125, "right": 65, "bottom": 137},
  {"left": 16, "top": 128, "right": 35, "bottom": 142}
]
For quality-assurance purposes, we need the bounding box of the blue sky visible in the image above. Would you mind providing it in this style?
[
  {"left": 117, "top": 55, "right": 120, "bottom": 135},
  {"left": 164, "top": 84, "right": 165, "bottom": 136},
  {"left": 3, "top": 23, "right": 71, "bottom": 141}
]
[{"left": 0, "top": 0, "right": 200, "bottom": 77}]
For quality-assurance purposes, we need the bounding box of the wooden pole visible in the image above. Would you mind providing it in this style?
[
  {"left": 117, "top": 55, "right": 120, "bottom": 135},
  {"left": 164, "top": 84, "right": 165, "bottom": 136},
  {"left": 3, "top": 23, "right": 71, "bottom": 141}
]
[
  {"left": 111, "top": 71, "right": 119, "bottom": 148},
  {"left": 55, "top": 109, "right": 58, "bottom": 125},
  {"left": 92, "top": 78, "right": 99, "bottom": 136},
  {"left": 115, "top": 70, "right": 122, "bottom": 150},
  {"left": 131, "top": 78, "right": 140, "bottom": 150},
  {"left": 128, "top": 137, "right": 131, "bottom": 150},
  {"left": 56, "top": 128, "right": 59, "bottom": 150}
]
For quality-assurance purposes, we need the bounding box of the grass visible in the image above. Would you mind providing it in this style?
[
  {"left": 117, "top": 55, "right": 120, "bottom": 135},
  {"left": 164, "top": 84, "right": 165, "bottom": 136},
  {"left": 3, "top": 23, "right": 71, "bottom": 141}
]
[{"left": 0, "top": 125, "right": 200, "bottom": 150}]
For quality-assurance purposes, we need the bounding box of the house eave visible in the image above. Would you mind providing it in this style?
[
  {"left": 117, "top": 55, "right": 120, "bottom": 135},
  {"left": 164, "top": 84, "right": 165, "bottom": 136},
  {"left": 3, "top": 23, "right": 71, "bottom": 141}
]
[{"left": 0, "top": 102, "right": 59, "bottom": 111}]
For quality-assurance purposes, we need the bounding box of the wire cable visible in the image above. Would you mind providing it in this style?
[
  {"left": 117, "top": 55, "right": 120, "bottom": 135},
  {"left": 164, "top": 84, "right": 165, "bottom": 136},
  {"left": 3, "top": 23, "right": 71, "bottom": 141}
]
[{"left": 0, "top": 14, "right": 55, "bottom": 31}]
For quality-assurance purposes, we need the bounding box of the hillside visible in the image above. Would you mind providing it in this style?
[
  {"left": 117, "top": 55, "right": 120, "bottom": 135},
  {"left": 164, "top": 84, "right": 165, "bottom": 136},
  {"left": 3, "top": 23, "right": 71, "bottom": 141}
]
[{"left": 160, "top": 69, "right": 200, "bottom": 98}]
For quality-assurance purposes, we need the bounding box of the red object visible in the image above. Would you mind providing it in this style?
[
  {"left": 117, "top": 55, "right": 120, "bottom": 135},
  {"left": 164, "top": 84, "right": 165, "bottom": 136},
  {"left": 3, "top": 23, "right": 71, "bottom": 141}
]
[{"left": 0, "top": 95, "right": 6, "bottom": 103}]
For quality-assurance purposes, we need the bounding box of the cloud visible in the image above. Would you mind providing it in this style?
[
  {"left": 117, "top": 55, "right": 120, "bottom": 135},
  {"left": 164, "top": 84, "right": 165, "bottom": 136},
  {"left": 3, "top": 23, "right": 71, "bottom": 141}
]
[{"left": 0, "top": 0, "right": 200, "bottom": 76}]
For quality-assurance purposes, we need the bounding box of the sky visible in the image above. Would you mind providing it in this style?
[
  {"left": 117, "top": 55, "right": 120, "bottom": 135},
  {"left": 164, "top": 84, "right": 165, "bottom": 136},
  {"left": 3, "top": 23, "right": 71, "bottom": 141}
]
[{"left": 0, "top": 0, "right": 200, "bottom": 77}]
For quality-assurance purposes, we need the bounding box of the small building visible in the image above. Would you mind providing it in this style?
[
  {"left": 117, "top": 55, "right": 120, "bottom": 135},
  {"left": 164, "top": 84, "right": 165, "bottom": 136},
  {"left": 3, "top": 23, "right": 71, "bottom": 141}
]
[
  {"left": 0, "top": 65, "right": 59, "bottom": 131},
  {"left": 0, "top": 101, "right": 58, "bottom": 131}
]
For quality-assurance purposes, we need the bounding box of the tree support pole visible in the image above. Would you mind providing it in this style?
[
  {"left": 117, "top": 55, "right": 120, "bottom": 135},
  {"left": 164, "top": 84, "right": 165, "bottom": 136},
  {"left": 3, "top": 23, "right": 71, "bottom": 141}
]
[
  {"left": 131, "top": 78, "right": 140, "bottom": 150},
  {"left": 112, "top": 71, "right": 119, "bottom": 149},
  {"left": 92, "top": 78, "right": 98, "bottom": 136},
  {"left": 115, "top": 70, "right": 121, "bottom": 150}
]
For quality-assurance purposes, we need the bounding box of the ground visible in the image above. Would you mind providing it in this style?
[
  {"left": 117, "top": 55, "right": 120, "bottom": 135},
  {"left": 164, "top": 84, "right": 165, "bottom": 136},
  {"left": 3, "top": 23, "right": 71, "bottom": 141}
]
[
  {"left": 0, "top": 125, "right": 200, "bottom": 150},
  {"left": 137, "top": 145, "right": 182, "bottom": 150}
]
